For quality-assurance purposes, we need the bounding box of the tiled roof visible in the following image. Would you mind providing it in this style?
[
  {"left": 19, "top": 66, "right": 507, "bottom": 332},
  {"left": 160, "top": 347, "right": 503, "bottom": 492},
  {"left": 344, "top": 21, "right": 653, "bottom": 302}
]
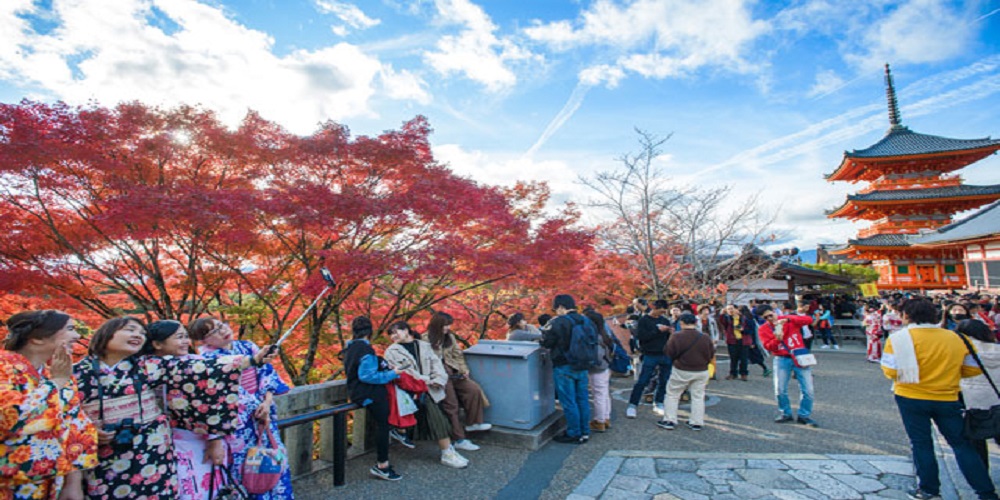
[
  {"left": 848, "top": 184, "right": 1000, "bottom": 202},
  {"left": 913, "top": 200, "right": 1000, "bottom": 245},
  {"left": 846, "top": 234, "right": 912, "bottom": 247},
  {"left": 846, "top": 126, "right": 1000, "bottom": 158}
]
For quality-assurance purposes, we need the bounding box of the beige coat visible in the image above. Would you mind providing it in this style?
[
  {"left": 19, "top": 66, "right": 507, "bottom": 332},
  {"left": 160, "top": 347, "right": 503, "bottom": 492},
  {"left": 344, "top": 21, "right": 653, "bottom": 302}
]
[
  {"left": 961, "top": 338, "right": 1000, "bottom": 410},
  {"left": 384, "top": 340, "right": 448, "bottom": 403}
]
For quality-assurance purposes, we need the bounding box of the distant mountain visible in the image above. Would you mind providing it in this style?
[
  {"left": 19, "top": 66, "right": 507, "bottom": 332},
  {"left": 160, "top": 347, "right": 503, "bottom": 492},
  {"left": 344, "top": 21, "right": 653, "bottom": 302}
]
[{"left": 797, "top": 249, "right": 818, "bottom": 265}]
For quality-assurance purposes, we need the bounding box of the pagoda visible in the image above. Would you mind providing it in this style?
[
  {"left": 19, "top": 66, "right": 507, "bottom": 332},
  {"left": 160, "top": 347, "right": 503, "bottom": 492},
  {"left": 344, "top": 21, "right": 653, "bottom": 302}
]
[{"left": 825, "top": 64, "right": 1000, "bottom": 290}]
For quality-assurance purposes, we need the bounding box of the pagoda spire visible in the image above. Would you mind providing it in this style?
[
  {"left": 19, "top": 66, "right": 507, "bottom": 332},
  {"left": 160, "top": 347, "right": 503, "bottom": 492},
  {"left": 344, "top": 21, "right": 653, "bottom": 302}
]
[{"left": 884, "top": 63, "right": 903, "bottom": 130}]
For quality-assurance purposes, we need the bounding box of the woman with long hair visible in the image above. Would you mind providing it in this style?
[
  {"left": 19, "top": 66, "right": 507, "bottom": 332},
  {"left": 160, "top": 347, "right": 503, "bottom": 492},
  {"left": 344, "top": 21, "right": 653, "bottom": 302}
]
[
  {"left": 425, "top": 312, "right": 490, "bottom": 452},
  {"left": 383, "top": 321, "right": 469, "bottom": 468},
  {"left": 2, "top": 310, "right": 97, "bottom": 500},
  {"left": 190, "top": 317, "right": 293, "bottom": 499},
  {"left": 863, "top": 302, "right": 884, "bottom": 363},
  {"left": 74, "top": 317, "right": 257, "bottom": 499},
  {"left": 941, "top": 302, "right": 971, "bottom": 331}
]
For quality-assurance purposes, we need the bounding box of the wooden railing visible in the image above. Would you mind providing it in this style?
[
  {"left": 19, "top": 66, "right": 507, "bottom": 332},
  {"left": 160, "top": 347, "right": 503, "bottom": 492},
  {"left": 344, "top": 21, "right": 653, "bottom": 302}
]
[{"left": 273, "top": 380, "right": 373, "bottom": 482}]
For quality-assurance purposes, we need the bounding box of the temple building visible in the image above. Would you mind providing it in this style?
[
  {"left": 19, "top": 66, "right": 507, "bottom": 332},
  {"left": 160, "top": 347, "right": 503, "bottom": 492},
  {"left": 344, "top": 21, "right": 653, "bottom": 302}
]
[{"left": 825, "top": 64, "right": 1000, "bottom": 290}]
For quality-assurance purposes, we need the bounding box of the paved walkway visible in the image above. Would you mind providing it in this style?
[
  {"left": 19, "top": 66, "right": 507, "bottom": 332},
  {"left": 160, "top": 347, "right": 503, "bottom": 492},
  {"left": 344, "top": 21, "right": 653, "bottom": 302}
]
[
  {"left": 569, "top": 451, "right": 916, "bottom": 499},
  {"left": 293, "top": 342, "right": 999, "bottom": 499}
]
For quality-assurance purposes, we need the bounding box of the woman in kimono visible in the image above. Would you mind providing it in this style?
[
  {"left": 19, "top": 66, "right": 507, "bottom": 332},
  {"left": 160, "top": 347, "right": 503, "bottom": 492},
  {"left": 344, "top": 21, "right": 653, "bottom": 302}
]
[
  {"left": 2, "top": 310, "right": 97, "bottom": 500},
  {"left": 145, "top": 320, "right": 271, "bottom": 500},
  {"left": 191, "top": 317, "right": 293, "bottom": 500},
  {"left": 863, "top": 303, "right": 884, "bottom": 363},
  {"left": 74, "top": 317, "right": 264, "bottom": 500}
]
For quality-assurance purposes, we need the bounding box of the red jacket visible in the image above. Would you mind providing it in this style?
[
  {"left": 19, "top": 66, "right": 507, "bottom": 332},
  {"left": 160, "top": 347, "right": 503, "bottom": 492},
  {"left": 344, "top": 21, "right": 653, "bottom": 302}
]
[{"left": 758, "top": 315, "right": 813, "bottom": 356}]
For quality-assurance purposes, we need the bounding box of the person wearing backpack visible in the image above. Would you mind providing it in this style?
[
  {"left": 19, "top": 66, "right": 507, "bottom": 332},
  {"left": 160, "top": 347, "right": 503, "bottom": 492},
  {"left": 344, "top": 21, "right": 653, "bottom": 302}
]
[
  {"left": 583, "top": 308, "right": 615, "bottom": 433},
  {"left": 541, "top": 294, "right": 596, "bottom": 444},
  {"left": 625, "top": 299, "right": 674, "bottom": 419}
]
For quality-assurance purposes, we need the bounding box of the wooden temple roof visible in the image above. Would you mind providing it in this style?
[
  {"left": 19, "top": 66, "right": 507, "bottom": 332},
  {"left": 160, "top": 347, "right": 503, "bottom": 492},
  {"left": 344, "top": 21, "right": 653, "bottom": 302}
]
[
  {"left": 913, "top": 200, "right": 1000, "bottom": 246},
  {"left": 827, "top": 184, "right": 1000, "bottom": 219}
]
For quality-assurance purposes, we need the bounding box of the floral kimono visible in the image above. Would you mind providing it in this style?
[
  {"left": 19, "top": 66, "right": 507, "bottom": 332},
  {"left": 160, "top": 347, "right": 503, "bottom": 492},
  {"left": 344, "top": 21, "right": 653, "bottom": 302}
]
[
  {"left": 1, "top": 351, "right": 98, "bottom": 500},
  {"left": 200, "top": 341, "right": 292, "bottom": 500},
  {"left": 863, "top": 310, "right": 883, "bottom": 362},
  {"left": 73, "top": 355, "right": 243, "bottom": 500}
]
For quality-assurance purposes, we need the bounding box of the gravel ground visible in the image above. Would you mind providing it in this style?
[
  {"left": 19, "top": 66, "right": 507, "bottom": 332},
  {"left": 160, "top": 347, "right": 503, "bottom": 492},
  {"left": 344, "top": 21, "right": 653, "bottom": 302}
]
[{"left": 294, "top": 341, "right": 908, "bottom": 499}]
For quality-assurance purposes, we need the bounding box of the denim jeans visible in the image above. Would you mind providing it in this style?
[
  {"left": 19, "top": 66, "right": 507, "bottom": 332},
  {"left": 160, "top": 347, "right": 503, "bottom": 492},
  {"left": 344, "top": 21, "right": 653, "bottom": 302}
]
[
  {"left": 773, "top": 356, "right": 814, "bottom": 418},
  {"left": 553, "top": 365, "right": 591, "bottom": 438},
  {"left": 629, "top": 354, "right": 672, "bottom": 406},
  {"left": 895, "top": 395, "right": 998, "bottom": 498},
  {"left": 819, "top": 327, "right": 837, "bottom": 346}
]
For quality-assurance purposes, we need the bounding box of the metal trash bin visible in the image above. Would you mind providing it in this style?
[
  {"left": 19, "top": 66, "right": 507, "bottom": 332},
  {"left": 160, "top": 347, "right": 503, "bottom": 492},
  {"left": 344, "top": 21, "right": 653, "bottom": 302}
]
[{"left": 464, "top": 340, "right": 555, "bottom": 430}]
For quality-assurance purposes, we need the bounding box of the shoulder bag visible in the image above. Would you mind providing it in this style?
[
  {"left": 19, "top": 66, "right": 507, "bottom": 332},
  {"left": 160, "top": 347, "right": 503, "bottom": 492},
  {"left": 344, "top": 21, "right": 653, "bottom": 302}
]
[
  {"left": 954, "top": 333, "right": 1000, "bottom": 440},
  {"left": 780, "top": 336, "right": 816, "bottom": 367},
  {"left": 209, "top": 464, "right": 249, "bottom": 500}
]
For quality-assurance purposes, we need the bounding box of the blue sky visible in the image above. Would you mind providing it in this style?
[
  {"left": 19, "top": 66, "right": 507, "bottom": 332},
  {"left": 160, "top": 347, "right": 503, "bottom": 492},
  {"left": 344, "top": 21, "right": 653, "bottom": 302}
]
[{"left": 2, "top": 0, "right": 1000, "bottom": 251}]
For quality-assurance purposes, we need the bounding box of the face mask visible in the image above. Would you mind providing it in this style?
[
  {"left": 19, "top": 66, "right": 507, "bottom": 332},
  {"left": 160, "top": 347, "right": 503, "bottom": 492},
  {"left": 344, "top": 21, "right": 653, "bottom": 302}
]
[{"left": 953, "top": 314, "right": 970, "bottom": 321}]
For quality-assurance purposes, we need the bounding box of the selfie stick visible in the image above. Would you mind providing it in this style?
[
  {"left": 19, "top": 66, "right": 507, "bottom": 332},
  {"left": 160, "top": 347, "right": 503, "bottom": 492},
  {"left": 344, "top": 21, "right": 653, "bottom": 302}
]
[{"left": 274, "top": 268, "right": 337, "bottom": 347}]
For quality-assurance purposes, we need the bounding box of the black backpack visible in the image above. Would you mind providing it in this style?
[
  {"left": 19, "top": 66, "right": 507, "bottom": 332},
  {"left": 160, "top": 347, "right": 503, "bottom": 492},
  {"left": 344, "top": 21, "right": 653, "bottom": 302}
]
[{"left": 565, "top": 314, "right": 601, "bottom": 371}]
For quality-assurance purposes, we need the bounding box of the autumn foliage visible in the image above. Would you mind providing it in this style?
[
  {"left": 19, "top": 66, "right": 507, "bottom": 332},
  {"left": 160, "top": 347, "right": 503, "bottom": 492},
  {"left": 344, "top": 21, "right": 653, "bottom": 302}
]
[{"left": 0, "top": 101, "right": 638, "bottom": 383}]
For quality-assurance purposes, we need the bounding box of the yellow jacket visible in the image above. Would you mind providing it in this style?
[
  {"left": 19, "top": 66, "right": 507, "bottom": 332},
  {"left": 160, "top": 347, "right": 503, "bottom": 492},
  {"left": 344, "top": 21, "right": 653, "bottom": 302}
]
[{"left": 882, "top": 324, "right": 982, "bottom": 401}]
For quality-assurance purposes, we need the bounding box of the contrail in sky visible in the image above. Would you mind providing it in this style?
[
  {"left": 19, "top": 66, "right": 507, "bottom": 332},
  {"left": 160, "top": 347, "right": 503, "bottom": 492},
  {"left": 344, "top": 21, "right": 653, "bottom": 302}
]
[
  {"left": 705, "top": 57, "right": 1000, "bottom": 176},
  {"left": 525, "top": 82, "right": 591, "bottom": 157}
]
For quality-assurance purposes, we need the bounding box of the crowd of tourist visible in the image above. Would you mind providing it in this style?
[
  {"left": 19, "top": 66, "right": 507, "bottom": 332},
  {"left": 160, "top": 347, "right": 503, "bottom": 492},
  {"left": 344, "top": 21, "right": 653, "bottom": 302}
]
[{"left": 7, "top": 289, "right": 1000, "bottom": 498}]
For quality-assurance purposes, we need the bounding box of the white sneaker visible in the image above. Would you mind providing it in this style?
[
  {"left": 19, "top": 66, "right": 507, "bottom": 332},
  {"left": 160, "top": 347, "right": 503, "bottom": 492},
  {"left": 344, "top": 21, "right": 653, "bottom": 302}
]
[
  {"left": 441, "top": 448, "right": 469, "bottom": 469},
  {"left": 653, "top": 404, "right": 664, "bottom": 416},
  {"left": 464, "top": 423, "right": 492, "bottom": 432},
  {"left": 820, "top": 345, "right": 830, "bottom": 349},
  {"left": 626, "top": 405, "right": 637, "bottom": 419},
  {"left": 833, "top": 345, "right": 841, "bottom": 350},
  {"left": 453, "top": 439, "right": 480, "bottom": 451}
]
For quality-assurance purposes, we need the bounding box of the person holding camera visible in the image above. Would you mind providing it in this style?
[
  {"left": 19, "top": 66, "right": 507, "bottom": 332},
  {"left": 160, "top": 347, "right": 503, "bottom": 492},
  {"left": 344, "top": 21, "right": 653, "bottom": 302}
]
[
  {"left": 191, "top": 317, "right": 293, "bottom": 500},
  {"left": 2, "top": 310, "right": 97, "bottom": 500},
  {"left": 74, "top": 317, "right": 265, "bottom": 500},
  {"left": 426, "top": 312, "right": 491, "bottom": 452}
]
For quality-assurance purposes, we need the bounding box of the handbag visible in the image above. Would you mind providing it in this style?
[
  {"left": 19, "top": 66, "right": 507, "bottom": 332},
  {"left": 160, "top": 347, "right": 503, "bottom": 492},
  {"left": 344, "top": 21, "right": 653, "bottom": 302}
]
[
  {"left": 241, "top": 422, "right": 287, "bottom": 494},
  {"left": 954, "top": 333, "right": 1000, "bottom": 440},
  {"left": 781, "top": 337, "right": 816, "bottom": 367},
  {"left": 396, "top": 386, "right": 419, "bottom": 416},
  {"left": 209, "top": 464, "right": 249, "bottom": 500}
]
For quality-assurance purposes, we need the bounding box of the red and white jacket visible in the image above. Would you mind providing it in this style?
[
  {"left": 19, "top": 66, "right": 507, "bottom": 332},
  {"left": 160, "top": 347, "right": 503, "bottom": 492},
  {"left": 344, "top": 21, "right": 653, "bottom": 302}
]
[{"left": 758, "top": 314, "right": 814, "bottom": 357}]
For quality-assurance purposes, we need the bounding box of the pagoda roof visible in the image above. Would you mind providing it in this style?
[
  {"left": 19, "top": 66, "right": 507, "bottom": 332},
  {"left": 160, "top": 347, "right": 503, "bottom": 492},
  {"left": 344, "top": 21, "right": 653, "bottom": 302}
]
[
  {"left": 826, "top": 65, "right": 1000, "bottom": 182},
  {"left": 849, "top": 184, "right": 1000, "bottom": 202},
  {"left": 828, "top": 184, "right": 1000, "bottom": 219},
  {"left": 913, "top": 200, "right": 1000, "bottom": 245},
  {"left": 844, "top": 126, "right": 1000, "bottom": 159},
  {"left": 846, "top": 234, "right": 912, "bottom": 248}
]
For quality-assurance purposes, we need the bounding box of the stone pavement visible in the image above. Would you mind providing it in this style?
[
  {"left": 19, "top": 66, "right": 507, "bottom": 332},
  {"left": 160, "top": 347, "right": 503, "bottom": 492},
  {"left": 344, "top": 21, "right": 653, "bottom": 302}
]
[{"left": 568, "top": 451, "right": 917, "bottom": 500}]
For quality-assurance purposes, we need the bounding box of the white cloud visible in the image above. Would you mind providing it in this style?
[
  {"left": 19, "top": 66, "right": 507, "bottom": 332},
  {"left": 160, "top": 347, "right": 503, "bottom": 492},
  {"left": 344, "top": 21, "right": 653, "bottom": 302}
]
[
  {"left": 422, "top": 0, "right": 538, "bottom": 92},
  {"left": 808, "top": 69, "right": 847, "bottom": 98},
  {"left": 847, "top": 0, "right": 974, "bottom": 71},
  {"left": 434, "top": 143, "right": 583, "bottom": 197},
  {"left": 0, "top": 0, "right": 428, "bottom": 135},
  {"left": 525, "top": 0, "right": 768, "bottom": 85},
  {"left": 314, "top": 0, "right": 380, "bottom": 36}
]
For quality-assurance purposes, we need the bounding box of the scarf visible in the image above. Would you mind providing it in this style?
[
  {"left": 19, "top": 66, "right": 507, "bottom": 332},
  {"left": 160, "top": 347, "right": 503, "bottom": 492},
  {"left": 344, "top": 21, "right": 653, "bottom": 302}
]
[{"left": 889, "top": 326, "right": 919, "bottom": 384}]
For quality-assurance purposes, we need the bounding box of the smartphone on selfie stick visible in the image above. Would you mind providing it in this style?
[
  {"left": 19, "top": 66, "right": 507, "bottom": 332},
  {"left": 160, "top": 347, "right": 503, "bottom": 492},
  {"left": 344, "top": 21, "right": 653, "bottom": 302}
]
[{"left": 264, "top": 268, "right": 337, "bottom": 357}]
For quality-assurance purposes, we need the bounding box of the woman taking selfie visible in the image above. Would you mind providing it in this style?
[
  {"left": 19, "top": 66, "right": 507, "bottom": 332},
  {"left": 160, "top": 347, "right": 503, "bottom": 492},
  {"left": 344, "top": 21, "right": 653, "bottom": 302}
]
[
  {"left": 191, "top": 317, "right": 293, "bottom": 500},
  {"left": 145, "top": 320, "right": 256, "bottom": 500},
  {"left": 74, "top": 317, "right": 261, "bottom": 499},
  {"left": 1, "top": 310, "right": 97, "bottom": 500}
]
